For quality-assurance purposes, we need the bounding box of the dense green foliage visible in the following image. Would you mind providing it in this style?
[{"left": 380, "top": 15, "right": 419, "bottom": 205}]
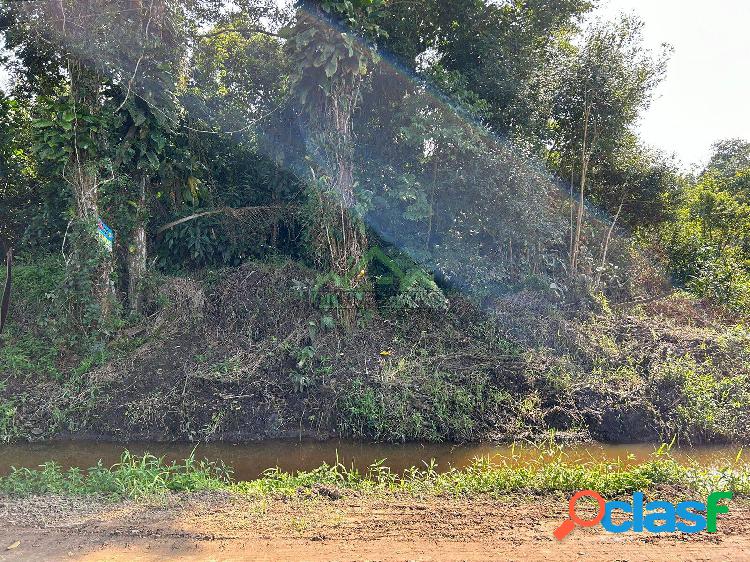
[
  {"left": 0, "top": 0, "right": 744, "bottom": 313},
  {"left": 0, "top": 1, "right": 749, "bottom": 446},
  {"left": 660, "top": 142, "right": 750, "bottom": 310}
]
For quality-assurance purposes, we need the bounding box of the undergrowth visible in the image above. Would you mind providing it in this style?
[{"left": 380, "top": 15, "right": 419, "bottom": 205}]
[
  {"left": 0, "top": 450, "right": 231, "bottom": 498},
  {"left": 2, "top": 256, "right": 750, "bottom": 445},
  {"left": 240, "top": 449, "right": 750, "bottom": 498},
  {"left": 1, "top": 448, "right": 748, "bottom": 500}
]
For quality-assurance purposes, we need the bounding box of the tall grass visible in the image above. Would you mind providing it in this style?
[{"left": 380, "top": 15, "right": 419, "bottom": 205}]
[
  {"left": 1, "top": 447, "right": 748, "bottom": 500},
  {"left": 238, "top": 447, "right": 750, "bottom": 498},
  {"left": 0, "top": 450, "right": 231, "bottom": 498}
]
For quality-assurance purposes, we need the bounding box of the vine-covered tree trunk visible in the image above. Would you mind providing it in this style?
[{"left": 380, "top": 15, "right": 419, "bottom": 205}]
[
  {"left": 67, "top": 61, "right": 116, "bottom": 320},
  {"left": 0, "top": 247, "right": 12, "bottom": 339},
  {"left": 287, "top": 0, "right": 387, "bottom": 326},
  {"left": 308, "top": 77, "right": 369, "bottom": 327},
  {"left": 127, "top": 176, "right": 148, "bottom": 314}
]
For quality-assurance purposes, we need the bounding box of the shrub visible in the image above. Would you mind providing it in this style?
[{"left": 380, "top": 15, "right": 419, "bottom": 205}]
[{"left": 652, "top": 356, "right": 750, "bottom": 443}]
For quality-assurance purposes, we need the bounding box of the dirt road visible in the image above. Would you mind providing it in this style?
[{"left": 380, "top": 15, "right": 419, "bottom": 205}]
[{"left": 0, "top": 491, "right": 747, "bottom": 561}]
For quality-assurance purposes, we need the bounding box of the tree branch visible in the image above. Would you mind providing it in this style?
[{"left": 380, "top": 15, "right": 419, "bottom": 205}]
[
  {"left": 198, "top": 27, "right": 281, "bottom": 40},
  {"left": 156, "top": 206, "right": 291, "bottom": 234}
]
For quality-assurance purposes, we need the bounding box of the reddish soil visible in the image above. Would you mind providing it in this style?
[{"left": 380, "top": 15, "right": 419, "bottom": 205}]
[{"left": 0, "top": 492, "right": 747, "bottom": 561}]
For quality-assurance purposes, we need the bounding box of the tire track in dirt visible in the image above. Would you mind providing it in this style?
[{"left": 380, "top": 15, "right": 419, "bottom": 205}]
[{"left": 0, "top": 492, "right": 747, "bottom": 561}]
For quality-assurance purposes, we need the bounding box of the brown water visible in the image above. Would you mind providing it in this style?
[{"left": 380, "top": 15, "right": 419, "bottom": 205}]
[{"left": 0, "top": 440, "right": 747, "bottom": 481}]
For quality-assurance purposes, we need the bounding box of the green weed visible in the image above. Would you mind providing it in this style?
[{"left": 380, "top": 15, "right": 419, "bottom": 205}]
[
  {"left": 0, "top": 331, "right": 60, "bottom": 378},
  {"left": 0, "top": 255, "right": 65, "bottom": 305},
  {"left": 338, "top": 366, "right": 515, "bottom": 442},
  {"left": 236, "top": 449, "right": 750, "bottom": 498},
  {"left": 0, "top": 395, "right": 17, "bottom": 443},
  {"left": 0, "top": 450, "right": 231, "bottom": 498},
  {"left": 653, "top": 356, "right": 750, "bottom": 443},
  {"left": 2, "top": 447, "right": 749, "bottom": 500}
]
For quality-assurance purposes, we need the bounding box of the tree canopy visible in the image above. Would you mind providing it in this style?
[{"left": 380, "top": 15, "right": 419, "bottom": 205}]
[{"left": 0, "top": 0, "right": 746, "bottom": 326}]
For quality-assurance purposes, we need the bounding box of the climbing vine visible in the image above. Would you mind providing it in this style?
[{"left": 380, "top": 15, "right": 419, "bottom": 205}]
[{"left": 285, "top": 0, "right": 386, "bottom": 326}]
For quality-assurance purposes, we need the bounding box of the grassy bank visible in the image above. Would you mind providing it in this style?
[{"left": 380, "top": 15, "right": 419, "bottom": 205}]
[
  {"left": 2, "top": 256, "right": 750, "bottom": 446},
  {"left": 1, "top": 449, "right": 749, "bottom": 500}
]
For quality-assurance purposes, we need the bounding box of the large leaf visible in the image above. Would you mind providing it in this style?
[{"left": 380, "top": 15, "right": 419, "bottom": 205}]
[
  {"left": 145, "top": 151, "right": 159, "bottom": 169},
  {"left": 131, "top": 109, "right": 147, "bottom": 127},
  {"left": 325, "top": 55, "right": 339, "bottom": 78},
  {"left": 314, "top": 45, "right": 336, "bottom": 68},
  {"left": 31, "top": 120, "right": 55, "bottom": 128}
]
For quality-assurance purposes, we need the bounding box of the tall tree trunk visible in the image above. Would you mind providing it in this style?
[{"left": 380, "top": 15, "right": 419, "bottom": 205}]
[
  {"left": 0, "top": 248, "right": 12, "bottom": 340},
  {"left": 309, "top": 76, "right": 368, "bottom": 328},
  {"left": 426, "top": 155, "right": 438, "bottom": 252},
  {"left": 569, "top": 167, "right": 575, "bottom": 263},
  {"left": 127, "top": 175, "right": 148, "bottom": 314},
  {"left": 67, "top": 60, "right": 116, "bottom": 320},
  {"left": 571, "top": 95, "right": 593, "bottom": 274},
  {"left": 595, "top": 197, "right": 624, "bottom": 291}
]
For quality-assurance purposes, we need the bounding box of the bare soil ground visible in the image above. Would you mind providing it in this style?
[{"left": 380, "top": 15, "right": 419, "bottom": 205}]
[{"left": 0, "top": 492, "right": 748, "bottom": 561}]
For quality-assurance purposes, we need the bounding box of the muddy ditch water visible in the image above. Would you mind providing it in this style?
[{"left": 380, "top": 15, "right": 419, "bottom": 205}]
[{"left": 0, "top": 440, "right": 748, "bottom": 481}]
